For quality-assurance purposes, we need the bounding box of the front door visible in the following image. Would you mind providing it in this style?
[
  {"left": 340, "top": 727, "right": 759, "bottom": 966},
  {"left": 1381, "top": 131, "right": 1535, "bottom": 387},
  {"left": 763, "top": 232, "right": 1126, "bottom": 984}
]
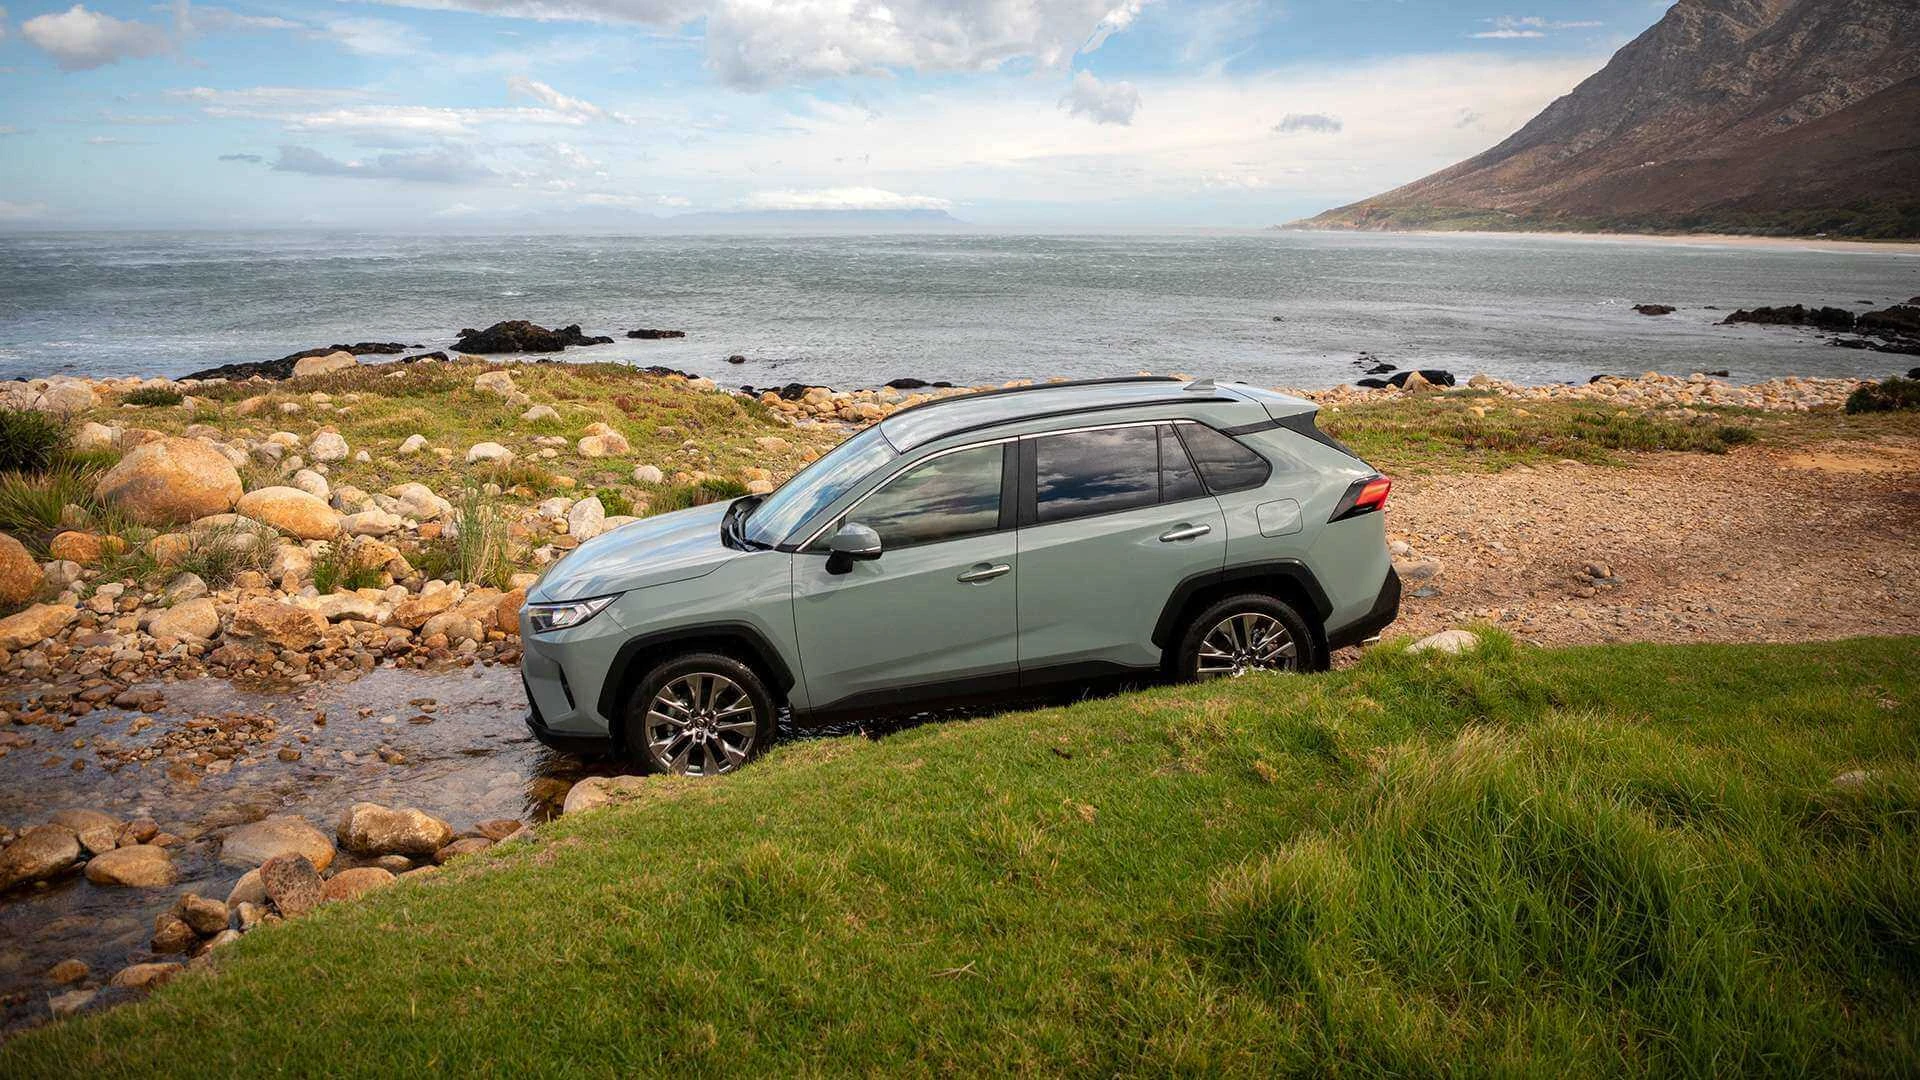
[
  {"left": 791, "top": 442, "right": 1018, "bottom": 716},
  {"left": 1016, "top": 423, "right": 1226, "bottom": 676}
]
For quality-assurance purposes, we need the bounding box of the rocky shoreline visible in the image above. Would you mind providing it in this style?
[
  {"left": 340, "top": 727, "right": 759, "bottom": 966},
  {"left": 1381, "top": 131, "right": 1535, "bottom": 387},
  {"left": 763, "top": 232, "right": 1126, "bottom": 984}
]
[{"left": 0, "top": 346, "right": 1914, "bottom": 1035}]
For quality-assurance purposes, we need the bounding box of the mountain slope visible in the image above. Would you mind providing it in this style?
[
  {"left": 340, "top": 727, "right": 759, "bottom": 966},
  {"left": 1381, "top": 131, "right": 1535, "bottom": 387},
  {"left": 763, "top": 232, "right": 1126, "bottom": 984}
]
[{"left": 1293, "top": 0, "right": 1920, "bottom": 238}]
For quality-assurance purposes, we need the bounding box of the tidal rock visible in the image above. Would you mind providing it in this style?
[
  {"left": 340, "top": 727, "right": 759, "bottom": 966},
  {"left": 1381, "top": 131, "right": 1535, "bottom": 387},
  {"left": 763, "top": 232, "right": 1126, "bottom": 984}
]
[
  {"left": 221, "top": 815, "right": 335, "bottom": 871},
  {"left": 1633, "top": 304, "right": 1675, "bottom": 316},
  {"left": 1388, "top": 369, "right": 1455, "bottom": 389},
  {"left": 0, "top": 603, "right": 78, "bottom": 650},
  {"left": 626, "top": 328, "right": 686, "bottom": 339},
  {"left": 0, "top": 824, "right": 82, "bottom": 890},
  {"left": 84, "top": 844, "right": 176, "bottom": 888},
  {"left": 94, "top": 436, "right": 243, "bottom": 525},
  {"left": 336, "top": 802, "right": 453, "bottom": 858},
  {"left": 454, "top": 321, "right": 613, "bottom": 354},
  {"left": 236, "top": 486, "right": 342, "bottom": 540},
  {"left": 0, "top": 532, "right": 38, "bottom": 605},
  {"left": 1723, "top": 304, "right": 1855, "bottom": 330},
  {"left": 150, "top": 912, "right": 197, "bottom": 953},
  {"left": 322, "top": 866, "right": 396, "bottom": 902},
  {"left": 259, "top": 853, "right": 324, "bottom": 917}
]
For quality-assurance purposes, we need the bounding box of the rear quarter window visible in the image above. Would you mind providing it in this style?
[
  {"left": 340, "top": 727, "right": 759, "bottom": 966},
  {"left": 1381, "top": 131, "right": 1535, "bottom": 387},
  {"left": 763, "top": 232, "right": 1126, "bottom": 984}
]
[{"left": 1176, "top": 422, "right": 1271, "bottom": 493}]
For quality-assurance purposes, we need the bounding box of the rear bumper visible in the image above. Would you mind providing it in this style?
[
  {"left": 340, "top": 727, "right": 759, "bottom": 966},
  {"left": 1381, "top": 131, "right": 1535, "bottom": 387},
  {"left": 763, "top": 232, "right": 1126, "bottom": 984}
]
[{"left": 1325, "top": 567, "right": 1400, "bottom": 652}]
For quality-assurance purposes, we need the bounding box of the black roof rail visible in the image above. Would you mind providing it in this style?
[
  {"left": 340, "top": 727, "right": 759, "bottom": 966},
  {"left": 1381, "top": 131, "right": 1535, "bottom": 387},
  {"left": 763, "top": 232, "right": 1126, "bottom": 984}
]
[
  {"left": 900, "top": 393, "right": 1236, "bottom": 449},
  {"left": 882, "top": 375, "right": 1185, "bottom": 421}
]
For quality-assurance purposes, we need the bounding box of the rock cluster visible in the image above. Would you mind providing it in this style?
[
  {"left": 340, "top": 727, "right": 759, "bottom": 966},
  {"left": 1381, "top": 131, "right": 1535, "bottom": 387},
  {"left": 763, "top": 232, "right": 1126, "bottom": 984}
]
[{"left": 452, "top": 321, "right": 614, "bottom": 354}]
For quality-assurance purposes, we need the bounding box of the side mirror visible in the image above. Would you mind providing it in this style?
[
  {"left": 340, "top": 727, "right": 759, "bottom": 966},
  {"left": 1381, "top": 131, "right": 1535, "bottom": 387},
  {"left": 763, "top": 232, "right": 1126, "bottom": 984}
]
[{"left": 825, "top": 522, "right": 882, "bottom": 575}]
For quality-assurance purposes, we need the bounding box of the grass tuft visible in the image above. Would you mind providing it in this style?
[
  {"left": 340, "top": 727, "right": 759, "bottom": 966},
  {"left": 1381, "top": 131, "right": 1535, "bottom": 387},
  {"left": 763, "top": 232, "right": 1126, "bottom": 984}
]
[
  {"left": 0, "top": 409, "right": 68, "bottom": 474},
  {"left": 121, "top": 386, "right": 184, "bottom": 407}
]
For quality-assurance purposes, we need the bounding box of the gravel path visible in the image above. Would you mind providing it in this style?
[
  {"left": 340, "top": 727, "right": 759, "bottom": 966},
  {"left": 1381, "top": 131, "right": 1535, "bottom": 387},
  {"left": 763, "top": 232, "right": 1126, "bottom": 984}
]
[{"left": 1383, "top": 437, "right": 1920, "bottom": 647}]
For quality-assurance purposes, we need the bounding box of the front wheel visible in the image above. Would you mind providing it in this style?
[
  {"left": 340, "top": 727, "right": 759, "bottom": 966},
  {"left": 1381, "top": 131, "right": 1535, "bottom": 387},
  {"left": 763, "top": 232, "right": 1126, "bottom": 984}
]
[
  {"left": 1175, "top": 593, "right": 1319, "bottom": 681},
  {"left": 624, "top": 652, "right": 775, "bottom": 776}
]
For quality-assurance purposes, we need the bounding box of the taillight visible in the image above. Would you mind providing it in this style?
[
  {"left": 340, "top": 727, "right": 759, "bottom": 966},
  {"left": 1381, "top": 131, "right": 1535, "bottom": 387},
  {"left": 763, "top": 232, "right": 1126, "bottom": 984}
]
[{"left": 1329, "top": 475, "right": 1391, "bottom": 522}]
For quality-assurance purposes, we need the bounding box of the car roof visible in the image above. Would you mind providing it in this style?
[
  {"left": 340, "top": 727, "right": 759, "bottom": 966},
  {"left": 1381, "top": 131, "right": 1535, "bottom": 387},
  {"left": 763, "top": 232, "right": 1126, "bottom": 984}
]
[{"left": 877, "top": 376, "right": 1305, "bottom": 452}]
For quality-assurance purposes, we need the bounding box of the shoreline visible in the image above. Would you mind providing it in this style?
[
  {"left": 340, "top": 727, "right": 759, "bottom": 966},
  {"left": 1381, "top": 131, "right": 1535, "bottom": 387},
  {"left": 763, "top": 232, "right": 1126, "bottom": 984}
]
[{"left": 1285, "top": 227, "right": 1920, "bottom": 255}]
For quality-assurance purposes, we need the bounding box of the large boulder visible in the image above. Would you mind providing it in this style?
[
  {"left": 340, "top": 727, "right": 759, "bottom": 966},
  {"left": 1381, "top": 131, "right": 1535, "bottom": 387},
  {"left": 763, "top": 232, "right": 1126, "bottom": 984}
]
[
  {"left": 227, "top": 598, "right": 328, "bottom": 650},
  {"left": 292, "top": 350, "right": 358, "bottom": 378},
  {"left": 94, "top": 437, "right": 242, "bottom": 525},
  {"left": 336, "top": 803, "right": 453, "bottom": 858},
  {"left": 385, "top": 482, "right": 452, "bottom": 520},
  {"left": 84, "top": 844, "right": 176, "bottom": 888},
  {"left": 455, "top": 322, "right": 612, "bottom": 354},
  {"left": 148, "top": 597, "right": 220, "bottom": 642},
  {"left": 0, "top": 532, "right": 38, "bottom": 605},
  {"left": 390, "top": 587, "right": 457, "bottom": 629},
  {"left": 562, "top": 775, "right": 650, "bottom": 815},
  {"left": 236, "top": 487, "right": 342, "bottom": 540},
  {"left": 0, "top": 824, "right": 82, "bottom": 890},
  {"left": 308, "top": 431, "right": 349, "bottom": 463},
  {"left": 0, "top": 603, "right": 77, "bottom": 650},
  {"left": 259, "top": 853, "right": 325, "bottom": 917},
  {"left": 221, "top": 815, "right": 336, "bottom": 871},
  {"left": 322, "top": 866, "right": 396, "bottom": 902}
]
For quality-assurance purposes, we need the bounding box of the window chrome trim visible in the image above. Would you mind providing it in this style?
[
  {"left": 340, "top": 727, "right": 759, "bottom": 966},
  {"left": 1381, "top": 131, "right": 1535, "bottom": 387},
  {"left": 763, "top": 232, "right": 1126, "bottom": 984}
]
[{"left": 793, "top": 436, "right": 1016, "bottom": 551}]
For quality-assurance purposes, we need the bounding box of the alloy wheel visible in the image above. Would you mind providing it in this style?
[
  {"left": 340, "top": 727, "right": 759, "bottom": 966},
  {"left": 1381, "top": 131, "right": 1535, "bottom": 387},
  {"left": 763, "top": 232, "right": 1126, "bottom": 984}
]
[
  {"left": 1196, "top": 612, "right": 1298, "bottom": 678},
  {"left": 645, "top": 671, "right": 761, "bottom": 776}
]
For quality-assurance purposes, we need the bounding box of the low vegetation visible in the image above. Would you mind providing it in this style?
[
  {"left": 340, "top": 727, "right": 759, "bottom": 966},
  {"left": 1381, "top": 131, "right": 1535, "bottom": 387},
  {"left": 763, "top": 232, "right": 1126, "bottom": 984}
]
[
  {"left": 0, "top": 408, "right": 68, "bottom": 473},
  {"left": 4, "top": 633, "right": 1914, "bottom": 1075},
  {"left": 120, "top": 386, "right": 184, "bottom": 408},
  {"left": 1846, "top": 376, "right": 1920, "bottom": 414}
]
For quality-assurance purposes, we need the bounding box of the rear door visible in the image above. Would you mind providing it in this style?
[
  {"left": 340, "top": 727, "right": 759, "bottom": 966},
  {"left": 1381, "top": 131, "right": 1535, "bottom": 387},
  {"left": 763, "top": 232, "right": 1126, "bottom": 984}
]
[
  {"left": 1014, "top": 423, "right": 1226, "bottom": 678},
  {"left": 791, "top": 442, "right": 1020, "bottom": 715}
]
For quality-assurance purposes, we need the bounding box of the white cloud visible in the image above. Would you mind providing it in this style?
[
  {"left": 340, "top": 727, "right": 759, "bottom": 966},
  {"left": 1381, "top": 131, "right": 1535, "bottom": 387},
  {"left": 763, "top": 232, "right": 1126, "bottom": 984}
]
[
  {"left": 705, "top": 0, "right": 1150, "bottom": 89},
  {"left": 506, "top": 76, "right": 633, "bottom": 123},
  {"left": 1272, "top": 112, "right": 1341, "bottom": 134},
  {"left": 271, "top": 144, "right": 492, "bottom": 183},
  {"left": 1060, "top": 70, "right": 1139, "bottom": 125},
  {"left": 168, "top": 86, "right": 373, "bottom": 107},
  {"left": 1471, "top": 15, "right": 1601, "bottom": 39},
  {"left": 282, "top": 105, "right": 587, "bottom": 137},
  {"left": 580, "top": 191, "right": 690, "bottom": 209},
  {"left": 322, "top": 16, "right": 430, "bottom": 56},
  {"left": 183, "top": 6, "right": 303, "bottom": 34},
  {"left": 353, "top": 0, "right": 703, "bottom": 22},
  {"left": 22, "top": 4, "right": 173, "bottom": 70},
  {"left": 742, "top": 186, "right": 951, "bottom": 211}
]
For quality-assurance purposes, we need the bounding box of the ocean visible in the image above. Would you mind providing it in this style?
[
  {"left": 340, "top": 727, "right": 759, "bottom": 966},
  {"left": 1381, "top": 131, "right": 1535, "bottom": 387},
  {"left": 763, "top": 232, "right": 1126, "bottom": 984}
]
[{"left": 1, "top": 229, "right": 1915, "bottom": 389}]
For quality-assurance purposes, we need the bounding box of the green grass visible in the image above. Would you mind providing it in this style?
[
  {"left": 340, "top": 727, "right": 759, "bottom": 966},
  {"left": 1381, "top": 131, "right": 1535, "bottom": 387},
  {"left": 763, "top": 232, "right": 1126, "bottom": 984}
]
[
  {"left": 120, "top": 386, "right": 184, "bottom": 407},
  {"left": 0, "top": 408, "right": 68, "bottom": 474},
  {"left": 1313, "top": 392, "right": 1911, "bottom": 474},
  {"left": 5, "top": 634, "right": 1915, "bottom": 1076}
]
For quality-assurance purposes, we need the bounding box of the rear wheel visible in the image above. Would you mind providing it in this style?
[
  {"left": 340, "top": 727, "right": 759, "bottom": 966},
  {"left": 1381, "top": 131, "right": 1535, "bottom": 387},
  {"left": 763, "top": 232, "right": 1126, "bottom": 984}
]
[
  {"left": 1175, "top": 593, "right": 1318, "bottom": 681},
  {"left": 623, "top": 652, "right": 775, "bottom": 776}
]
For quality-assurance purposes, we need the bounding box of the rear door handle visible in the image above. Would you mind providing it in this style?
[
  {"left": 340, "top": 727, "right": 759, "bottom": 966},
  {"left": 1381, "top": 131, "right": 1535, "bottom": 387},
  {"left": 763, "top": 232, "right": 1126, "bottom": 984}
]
[
  {"left": 957, "top": 563, "right": 1011, "bottom": 583},
  {"left": 1159, "top": 524, "right": 1212, "bottom": 543}
]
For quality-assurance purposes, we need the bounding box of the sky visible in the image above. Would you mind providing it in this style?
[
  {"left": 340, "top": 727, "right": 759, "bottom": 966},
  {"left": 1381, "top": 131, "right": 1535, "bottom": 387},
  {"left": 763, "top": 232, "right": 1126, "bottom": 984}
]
[{"left": 0, "top": 0, "right": 1670, "bottom": 229}]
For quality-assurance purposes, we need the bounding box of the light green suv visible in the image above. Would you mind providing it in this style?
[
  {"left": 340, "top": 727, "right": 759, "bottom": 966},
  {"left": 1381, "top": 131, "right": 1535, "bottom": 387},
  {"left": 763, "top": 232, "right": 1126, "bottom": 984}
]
[{"left": 520, "top": 376, "right": 1399, "bottom": 775}]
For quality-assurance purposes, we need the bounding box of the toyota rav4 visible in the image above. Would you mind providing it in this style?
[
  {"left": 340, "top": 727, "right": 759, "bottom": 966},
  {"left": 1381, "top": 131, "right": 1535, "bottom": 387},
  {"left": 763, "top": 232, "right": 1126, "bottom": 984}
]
[{"left": 521, "top": 376, "right": 1399, "bottom": 775}]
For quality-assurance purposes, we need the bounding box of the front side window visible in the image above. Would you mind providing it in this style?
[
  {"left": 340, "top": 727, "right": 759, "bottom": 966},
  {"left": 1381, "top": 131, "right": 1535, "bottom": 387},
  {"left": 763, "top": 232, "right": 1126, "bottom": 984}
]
[
  {"left": 1033, "top": 426, "right": 1160, "bottom": 524},
  {"left": 843, "top": 444, "right": 1004, "bottom": 549}
]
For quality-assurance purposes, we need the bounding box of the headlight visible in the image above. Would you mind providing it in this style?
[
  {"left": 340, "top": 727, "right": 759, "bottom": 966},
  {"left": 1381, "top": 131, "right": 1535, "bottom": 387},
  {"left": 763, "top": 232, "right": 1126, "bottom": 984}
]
[{"left": 525, "top": 595, "right": 617, "bottom": 634}]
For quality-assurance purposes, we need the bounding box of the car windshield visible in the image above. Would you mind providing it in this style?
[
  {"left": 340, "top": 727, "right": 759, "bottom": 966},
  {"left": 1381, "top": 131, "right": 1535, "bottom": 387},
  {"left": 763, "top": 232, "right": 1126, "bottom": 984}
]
[{"left": 742, "top": 424, "right": 896, "bottom": 547}]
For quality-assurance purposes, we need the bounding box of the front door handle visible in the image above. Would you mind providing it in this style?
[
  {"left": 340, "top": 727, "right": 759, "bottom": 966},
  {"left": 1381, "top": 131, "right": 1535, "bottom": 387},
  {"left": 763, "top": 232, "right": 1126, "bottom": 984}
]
[
  {"left": 957, "top": 563, "right": 1011, "bottom": 583},
  {"left": 1159, "top": 523, "right": 1212, "bottom": 543}
]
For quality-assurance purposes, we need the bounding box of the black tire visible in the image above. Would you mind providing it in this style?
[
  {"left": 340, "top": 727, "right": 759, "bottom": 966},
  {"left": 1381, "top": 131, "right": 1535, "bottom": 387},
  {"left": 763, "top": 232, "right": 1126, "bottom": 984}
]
[
  {"left": 1174, "top": 592, "right": 1320, "bottom": 681},
  {"left": 623, "top": 651, "right": 776, "bottom": 776}
]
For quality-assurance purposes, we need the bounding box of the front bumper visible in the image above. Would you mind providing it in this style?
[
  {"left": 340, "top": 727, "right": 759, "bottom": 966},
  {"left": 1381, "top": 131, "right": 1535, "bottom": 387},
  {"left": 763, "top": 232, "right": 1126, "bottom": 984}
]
[
  {"left": 1325, "top": 567, "right": 1401, "bottom": 652},
  {"left": 524, "top": 681, "right": 616, "bottom": 754},
  {"left": 519, "top": 603, "right": 627, "bottom": 748}
]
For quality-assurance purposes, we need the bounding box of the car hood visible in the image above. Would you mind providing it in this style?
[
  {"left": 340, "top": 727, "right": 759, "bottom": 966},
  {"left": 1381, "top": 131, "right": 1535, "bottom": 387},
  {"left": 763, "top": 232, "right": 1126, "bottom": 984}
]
[{"left": 529, "top": 500, "right": 739, "bottom": 602}]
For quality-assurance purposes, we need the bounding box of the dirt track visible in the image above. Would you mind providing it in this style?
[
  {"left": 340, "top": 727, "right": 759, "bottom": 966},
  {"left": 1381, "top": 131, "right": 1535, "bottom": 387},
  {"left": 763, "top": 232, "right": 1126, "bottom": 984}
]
[{"left": 1382, "top": 437, "right": 1920, "bottom": 647}]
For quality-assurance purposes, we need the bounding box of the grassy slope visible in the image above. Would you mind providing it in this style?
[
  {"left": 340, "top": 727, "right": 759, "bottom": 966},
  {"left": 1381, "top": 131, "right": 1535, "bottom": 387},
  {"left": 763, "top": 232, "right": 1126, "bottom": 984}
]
[{"left": 4, "top": 634, "right": 1915, "bottom": 1076}]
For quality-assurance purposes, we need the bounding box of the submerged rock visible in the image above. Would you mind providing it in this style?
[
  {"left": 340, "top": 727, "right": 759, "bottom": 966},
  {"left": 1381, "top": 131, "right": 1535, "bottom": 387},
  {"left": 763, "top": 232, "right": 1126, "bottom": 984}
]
[
  {"left": 221, "top": 815, "right": 336, "bottom": 871},
  {"left": 336, "top": 803, "right": 453, "bottom": 858}
]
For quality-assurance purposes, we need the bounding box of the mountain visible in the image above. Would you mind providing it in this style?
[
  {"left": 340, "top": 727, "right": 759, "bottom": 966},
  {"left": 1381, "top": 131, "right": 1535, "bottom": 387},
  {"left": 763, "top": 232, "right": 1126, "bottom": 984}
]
[
  {"left": 660, "top": 208, "right": 965, "bottom": 231},
  {"left": 1290, "top": 0, "right": 1920, "bottom": 238}
]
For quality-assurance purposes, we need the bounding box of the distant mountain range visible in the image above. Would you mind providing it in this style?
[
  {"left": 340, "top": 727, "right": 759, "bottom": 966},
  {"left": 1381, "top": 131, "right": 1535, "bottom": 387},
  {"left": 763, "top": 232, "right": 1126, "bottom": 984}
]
[{"left": 1289, "top": 0, "right": 1920, "bottom": 239}]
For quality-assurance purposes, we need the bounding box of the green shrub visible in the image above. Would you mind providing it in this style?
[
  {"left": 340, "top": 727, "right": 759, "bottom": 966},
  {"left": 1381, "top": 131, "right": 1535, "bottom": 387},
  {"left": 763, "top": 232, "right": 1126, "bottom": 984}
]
[
  {"left": 167, "top": 522, "right": 276, "bottom": 588},
  {"left": 0, "top": 409, "right": 68, "bottom": 473},
  {"left": 646, "top": 477, "right": 748, "bottom": 515},
  {"left": 122, "top": 386, "right": 184, "bottom": 407},
  {"left": 593, "top": 487, "right": 635, "bottom": 517},
  {"left": 1845, "top": 376, "right": 1920, "bottom": 414},
  {"left": 310, "top": 539, "right": 385, "bottom": 594}
]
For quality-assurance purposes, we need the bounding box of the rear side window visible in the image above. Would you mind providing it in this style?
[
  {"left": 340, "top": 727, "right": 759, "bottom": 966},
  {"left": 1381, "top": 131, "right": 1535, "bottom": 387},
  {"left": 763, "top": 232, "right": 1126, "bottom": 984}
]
[
  {"left": 1033, "top": 426, "right": 1159, "bottom": 524},
  {"left": 1176, "top": 422, "right": 1270, "bottom": 493}
]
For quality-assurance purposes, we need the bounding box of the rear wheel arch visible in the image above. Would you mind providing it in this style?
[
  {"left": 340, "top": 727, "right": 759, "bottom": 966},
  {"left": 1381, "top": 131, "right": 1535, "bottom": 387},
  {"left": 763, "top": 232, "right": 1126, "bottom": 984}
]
[{"left": 1154, "top": 562, "right": 1331, "bottom": 673}]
